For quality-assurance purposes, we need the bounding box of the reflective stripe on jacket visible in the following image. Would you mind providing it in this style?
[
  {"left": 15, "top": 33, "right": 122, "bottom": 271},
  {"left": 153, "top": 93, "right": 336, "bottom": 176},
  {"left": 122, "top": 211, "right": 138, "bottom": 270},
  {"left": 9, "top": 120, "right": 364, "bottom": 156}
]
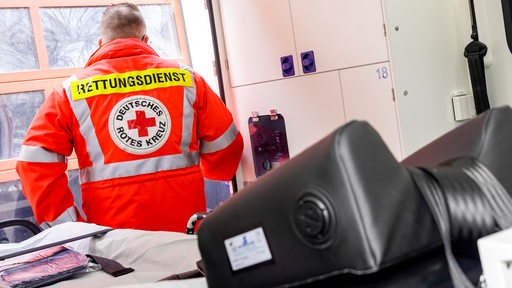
[{"left": 16, "top": 38, "right": 243, "bottom": 232}]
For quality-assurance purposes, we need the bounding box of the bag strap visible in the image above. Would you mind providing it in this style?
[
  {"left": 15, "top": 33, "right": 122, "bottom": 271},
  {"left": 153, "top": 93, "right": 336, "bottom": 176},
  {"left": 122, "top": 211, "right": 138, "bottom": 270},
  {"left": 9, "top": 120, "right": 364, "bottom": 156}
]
[
  {"left": 460, "top": 158, "right": 512, "bottom": 228},
  {"left": 87, "top": 254, "right": 134, "bottom": 277},
  {"left": 409, "top": 157, "right": 512, "bottom": 288},
  {"left": 158, "top": 260, "right": 205, "bottom": 281},
  {"left": 464, "top": 0, "right": 490, "bottom": 114},
  {"left": 409, "top": 168, "right": 475, "bottom": 288}
]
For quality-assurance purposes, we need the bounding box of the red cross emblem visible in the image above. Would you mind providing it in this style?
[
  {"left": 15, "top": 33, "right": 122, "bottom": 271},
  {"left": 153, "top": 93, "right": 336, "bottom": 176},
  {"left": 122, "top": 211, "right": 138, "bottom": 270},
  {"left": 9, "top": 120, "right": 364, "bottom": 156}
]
[{"left": 127, "top": 110, "right": 157, "bottom": 137}]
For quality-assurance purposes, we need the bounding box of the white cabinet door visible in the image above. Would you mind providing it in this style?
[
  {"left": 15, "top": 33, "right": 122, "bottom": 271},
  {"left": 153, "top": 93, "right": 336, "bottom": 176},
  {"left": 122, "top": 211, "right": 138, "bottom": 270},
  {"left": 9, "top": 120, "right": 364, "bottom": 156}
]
[
  {"left": 219, "top": 0, "right": 389, "bottom": 87},
  {"left": 291, "top": 0, "right": 389, "bottom": 73},
  {"left": 219, "top": 0, "right": 296, "bottom": 87},
  {"left": 340, "top": 62, "right": 403, "bottom": 160},
  {"left": 232, "top": 71, "right": 346, "bottom": 182}
]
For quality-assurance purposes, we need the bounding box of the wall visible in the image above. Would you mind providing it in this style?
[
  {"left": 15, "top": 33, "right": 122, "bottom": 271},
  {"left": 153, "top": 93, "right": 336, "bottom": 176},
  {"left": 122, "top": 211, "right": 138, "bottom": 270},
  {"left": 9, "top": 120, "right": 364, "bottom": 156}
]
[
  {"left": 210, "top": 0, "right": 484, "bottom": 186},
  {"left": 383, "top": 0, "right": 474, "bottom": 156}
]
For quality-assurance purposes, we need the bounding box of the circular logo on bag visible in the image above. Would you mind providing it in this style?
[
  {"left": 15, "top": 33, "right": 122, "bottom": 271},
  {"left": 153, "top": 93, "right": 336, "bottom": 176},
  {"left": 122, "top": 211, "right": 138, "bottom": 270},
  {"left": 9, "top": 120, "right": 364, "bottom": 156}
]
[
  {"left": 292, "top": 189, "right": 336, "bottom": 249},
  {"left": 109, "top": 96, "right": 171, "bottom": 154}
]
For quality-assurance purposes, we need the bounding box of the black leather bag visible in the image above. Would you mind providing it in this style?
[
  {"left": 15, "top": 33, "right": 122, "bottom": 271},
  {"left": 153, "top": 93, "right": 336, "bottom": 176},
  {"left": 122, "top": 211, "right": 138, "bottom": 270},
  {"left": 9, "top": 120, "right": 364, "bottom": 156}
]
[{"left": 197, "top": 106, "right": 512, "bottom": 288}]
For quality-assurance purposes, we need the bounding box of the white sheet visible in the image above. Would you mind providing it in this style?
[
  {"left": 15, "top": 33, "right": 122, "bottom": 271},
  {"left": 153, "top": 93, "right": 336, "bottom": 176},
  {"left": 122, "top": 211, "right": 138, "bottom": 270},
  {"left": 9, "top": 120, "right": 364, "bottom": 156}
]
[{"left": 0, "top": 222, "right": 208, "bottom": 288}]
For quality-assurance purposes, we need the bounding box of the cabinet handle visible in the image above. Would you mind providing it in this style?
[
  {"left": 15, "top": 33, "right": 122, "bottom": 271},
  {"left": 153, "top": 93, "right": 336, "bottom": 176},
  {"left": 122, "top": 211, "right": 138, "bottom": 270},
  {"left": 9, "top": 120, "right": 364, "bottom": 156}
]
[
  {"left": 280, "top": 55, "right": 295, "bottom": 77},
  {"left": 301, "top": 50, "right": 316, "bottom": 74}
]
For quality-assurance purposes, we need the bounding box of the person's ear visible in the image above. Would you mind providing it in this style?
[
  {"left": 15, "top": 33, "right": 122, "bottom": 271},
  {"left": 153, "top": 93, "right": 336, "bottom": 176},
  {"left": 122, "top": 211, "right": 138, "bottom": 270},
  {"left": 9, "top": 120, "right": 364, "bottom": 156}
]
[
  {"left": 141, "top": 34, "right": 149, "bottom": 43},
  {"left": 98, "top": 38, "right": 103, "bottom": 47}
]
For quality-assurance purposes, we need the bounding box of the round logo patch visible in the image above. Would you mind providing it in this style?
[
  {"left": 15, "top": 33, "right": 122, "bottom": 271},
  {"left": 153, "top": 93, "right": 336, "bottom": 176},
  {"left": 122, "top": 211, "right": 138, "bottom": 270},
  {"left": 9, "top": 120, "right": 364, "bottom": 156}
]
[{"left": 109, "top": 95, "right": 171, "bottom": 155}]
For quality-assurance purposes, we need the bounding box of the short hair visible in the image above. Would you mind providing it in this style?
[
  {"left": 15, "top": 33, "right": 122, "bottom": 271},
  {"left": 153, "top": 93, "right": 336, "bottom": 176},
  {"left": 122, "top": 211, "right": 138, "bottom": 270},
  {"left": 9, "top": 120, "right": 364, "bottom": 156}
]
[{"left": 100, "top": 2, "right": 147, "bottom": 42}]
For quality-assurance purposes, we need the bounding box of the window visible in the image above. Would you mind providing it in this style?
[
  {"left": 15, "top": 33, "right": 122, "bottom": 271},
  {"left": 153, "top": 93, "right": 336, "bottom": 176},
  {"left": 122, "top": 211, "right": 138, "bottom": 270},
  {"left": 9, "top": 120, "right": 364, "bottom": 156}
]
[
  {"left": 40, "top": 7, "right": 104, "bottom": 69},
  {"left": 0, "top": 179, "right": 35, "bottom": 242},
  {"left": 0, "top": 8, "right": 39, "bottom": 72},
  {"left": 0, "top": 0, "right": 189, "bottom": 182},
  {"left": 0, "top": 91, "right": 45, "bottom": 160}
]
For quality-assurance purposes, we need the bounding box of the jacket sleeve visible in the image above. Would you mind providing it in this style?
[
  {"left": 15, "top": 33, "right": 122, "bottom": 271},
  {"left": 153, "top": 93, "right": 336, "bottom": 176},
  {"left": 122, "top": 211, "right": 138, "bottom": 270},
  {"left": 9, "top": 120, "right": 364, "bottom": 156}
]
[
  {"left": 16, "top": 87, "right": 76, "bottom": 224},
  {"left": 194, "top": 73, "right": 243, "bottom": 181}
]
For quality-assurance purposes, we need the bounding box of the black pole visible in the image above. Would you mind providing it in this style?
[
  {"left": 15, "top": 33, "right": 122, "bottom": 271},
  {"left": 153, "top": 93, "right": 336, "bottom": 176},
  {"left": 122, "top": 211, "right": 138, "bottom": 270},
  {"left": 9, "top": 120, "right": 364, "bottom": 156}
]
[
  {"left": 0, "top": 228, "right": 112, "bottom": 261},
  {"left": 468, "top": 0, "right": 478, "bottom": 41}
]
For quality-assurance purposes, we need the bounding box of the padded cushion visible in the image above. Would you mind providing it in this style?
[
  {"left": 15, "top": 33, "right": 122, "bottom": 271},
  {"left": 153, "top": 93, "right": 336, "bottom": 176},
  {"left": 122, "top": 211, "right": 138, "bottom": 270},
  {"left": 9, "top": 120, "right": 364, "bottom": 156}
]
[{"left": 197, "top": 106, "right": 512, "bottom": 287}]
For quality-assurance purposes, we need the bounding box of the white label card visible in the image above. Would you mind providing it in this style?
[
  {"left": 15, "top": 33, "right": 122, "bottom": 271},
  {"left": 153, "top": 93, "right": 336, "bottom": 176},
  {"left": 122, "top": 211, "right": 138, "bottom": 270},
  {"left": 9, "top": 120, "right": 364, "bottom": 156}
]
[{"left": 224, "top": 227, "right": 272, "bottom": 271}]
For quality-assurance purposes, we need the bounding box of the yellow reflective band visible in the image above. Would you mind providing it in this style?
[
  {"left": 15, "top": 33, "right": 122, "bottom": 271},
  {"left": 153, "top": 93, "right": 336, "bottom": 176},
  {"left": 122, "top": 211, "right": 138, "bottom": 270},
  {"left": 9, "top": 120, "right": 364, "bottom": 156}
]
[{"left": 70, "top": 68, "right": 194, "bottom": 101}]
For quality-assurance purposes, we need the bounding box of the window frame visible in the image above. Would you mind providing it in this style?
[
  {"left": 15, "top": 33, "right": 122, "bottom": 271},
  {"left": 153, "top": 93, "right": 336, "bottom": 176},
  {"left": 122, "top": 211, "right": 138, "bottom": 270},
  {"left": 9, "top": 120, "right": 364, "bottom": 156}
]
[{"left": 0, "top": 0, "right": 190, "bottom": 182}]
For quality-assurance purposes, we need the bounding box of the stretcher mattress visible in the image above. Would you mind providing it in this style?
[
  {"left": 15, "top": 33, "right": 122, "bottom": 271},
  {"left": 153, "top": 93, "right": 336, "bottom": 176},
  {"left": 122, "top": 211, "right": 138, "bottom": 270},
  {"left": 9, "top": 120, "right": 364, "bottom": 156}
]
[{"left": 0, "top": 222, "right": 206, "bottom": 288}]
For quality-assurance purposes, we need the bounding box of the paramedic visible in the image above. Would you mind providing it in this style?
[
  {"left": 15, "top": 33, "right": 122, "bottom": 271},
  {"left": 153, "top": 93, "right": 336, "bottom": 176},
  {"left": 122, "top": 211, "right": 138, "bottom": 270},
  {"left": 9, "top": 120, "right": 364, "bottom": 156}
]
[{"left": 16, "top": 2, "right": 243, "bottom": 232}]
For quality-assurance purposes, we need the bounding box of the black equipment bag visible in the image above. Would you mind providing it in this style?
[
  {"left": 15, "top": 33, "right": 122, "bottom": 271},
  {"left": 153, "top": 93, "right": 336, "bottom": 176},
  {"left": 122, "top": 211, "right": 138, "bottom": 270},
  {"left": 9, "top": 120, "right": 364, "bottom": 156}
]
[{"left": 197, "top": 106, "right": 512, "bottom": 288}]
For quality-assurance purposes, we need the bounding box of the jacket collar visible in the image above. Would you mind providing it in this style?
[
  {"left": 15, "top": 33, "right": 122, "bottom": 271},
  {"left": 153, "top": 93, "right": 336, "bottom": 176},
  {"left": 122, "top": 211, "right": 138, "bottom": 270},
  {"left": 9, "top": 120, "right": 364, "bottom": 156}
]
[{"left": 85, "top": 38, "right": 160, "bottom": 67}]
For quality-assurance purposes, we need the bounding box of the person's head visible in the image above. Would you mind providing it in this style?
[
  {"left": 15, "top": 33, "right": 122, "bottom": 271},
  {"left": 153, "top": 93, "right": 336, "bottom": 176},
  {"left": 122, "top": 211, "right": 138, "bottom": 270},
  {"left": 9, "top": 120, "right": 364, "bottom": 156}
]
[{"left": 99, "top": 2, "right": 148, "bottom": 45}]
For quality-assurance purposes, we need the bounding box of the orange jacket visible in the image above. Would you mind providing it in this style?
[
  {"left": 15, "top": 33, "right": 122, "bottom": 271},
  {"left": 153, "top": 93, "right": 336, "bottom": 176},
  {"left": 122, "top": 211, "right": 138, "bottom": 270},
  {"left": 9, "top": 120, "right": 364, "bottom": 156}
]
[{"left": 16, "top": 38, "right": 243, "bottom": 232}]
